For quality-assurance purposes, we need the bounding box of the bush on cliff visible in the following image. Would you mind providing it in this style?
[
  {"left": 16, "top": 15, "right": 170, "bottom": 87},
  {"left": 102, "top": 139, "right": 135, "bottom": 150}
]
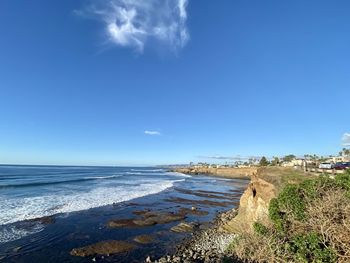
[
  {"left": 259, "top": 156, "right": 270, "bottom": 167},
  {"left": 230, "top": 170, "right": 350, "bottom": 263}
]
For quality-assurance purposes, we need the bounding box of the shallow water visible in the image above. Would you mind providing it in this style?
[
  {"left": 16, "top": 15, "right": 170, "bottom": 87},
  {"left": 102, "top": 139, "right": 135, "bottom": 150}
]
[{"left": 0, "top": 165, "right": 249, "bottom": 262}]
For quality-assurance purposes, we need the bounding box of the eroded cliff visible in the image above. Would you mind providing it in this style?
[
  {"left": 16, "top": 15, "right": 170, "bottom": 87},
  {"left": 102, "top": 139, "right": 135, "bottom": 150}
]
[{"left": 220, "top": 174, "right": 276, "bottom": 233}]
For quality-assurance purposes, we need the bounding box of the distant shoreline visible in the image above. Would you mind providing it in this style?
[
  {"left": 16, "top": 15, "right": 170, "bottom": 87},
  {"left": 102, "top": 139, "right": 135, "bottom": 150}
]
[{"left": 171, "top": 166, "right": 258, "bottom": 179}]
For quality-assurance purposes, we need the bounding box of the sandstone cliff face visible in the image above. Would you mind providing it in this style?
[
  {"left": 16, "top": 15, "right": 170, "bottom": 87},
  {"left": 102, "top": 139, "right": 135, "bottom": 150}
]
[
  {"left": 221, "top": 175, "right": 276, "bottom": 233},
  {"left": 175, "top": 166, "right": 279, "bottom": 233}
]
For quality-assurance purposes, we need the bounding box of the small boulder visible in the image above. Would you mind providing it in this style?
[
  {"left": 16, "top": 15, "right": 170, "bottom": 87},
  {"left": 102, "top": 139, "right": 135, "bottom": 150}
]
[
  {"left": 70, "top": 240, "right": 136, "bottom": 257},
  {"left": 133, "top": 212, "right": 185, "bottom": 226},
  {"left": 107, "top": 219, "right": 137, "bottom": 228},
  {"left": 171, "top": 222, "right": 198, "bottom": 233},
  {"left": 133, "top": 234, "right": 154, "bottom": 244}
]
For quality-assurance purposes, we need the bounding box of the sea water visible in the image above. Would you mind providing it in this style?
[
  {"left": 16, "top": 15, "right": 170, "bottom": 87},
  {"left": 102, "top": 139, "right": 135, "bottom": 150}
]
[{"left": 0, "top": 165, "right": 189, "bottom": 243}]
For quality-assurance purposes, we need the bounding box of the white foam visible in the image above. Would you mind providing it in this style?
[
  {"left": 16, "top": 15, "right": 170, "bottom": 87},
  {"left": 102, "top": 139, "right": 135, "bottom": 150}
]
[
  {"left": 166, "top": 172, "right": 192, "bottom": 178},
  {"left": 0, "top": 224, "right": 44, "bottom": 244},
  {"left": 0, "top": 180, "right": 175, "bottom": 226},
  {"left": 86, "top": 174, "right": 122, "bottom": 179},
  {"left": 131, "top": 169, "right": 165, "bottom": 172}
]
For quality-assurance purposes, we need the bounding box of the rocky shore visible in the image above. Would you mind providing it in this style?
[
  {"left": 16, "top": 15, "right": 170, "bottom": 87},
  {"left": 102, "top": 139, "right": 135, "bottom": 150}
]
[
  {"left": 64, "top": 180, "right": 248, "bottom": 263},
  {"left": 145, "top": 167, "right": 300, "bottom": 263},
  {"left": 145, "top": 209, "right": 242, "bottom": 263},
  {"left": 1, "top": 169, "right": 251, "bottom": 263},
  {"left": 68, "top": 167, "right": 297, "bottom": 263},
  {"left": 173, "top": 167, "right": 258, "bottom": 179}
]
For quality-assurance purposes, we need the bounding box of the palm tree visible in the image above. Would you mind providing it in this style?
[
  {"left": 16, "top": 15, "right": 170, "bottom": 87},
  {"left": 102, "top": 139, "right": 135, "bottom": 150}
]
[
  {"left": 340, "top": 148, "right": 350, "bottom": 157},
  {"left": 345, "top": 148, "right": 350, "bottom": 156}
]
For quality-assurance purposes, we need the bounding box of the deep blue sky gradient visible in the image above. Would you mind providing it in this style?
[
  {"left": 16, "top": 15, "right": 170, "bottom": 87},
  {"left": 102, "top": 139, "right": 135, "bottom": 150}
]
[{"left": 0, "top": 0, "right": 349, "bottom": 165}]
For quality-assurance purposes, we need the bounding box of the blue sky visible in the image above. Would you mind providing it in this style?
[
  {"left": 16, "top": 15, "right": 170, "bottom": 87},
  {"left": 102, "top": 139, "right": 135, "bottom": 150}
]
[{"left": 0, "top": 0, "right": 349, "bottom": 166}]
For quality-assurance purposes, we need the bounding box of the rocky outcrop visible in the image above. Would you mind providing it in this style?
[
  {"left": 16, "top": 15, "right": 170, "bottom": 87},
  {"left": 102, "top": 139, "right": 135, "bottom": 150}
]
[
  {"left": 171, "top": 222, "right": 199, "bottom": 233},
  {"left": 220, "top": 175, "right": 276, "bottom": 233},
  {"left": 70, "top": 240, "right": 136, "bottom": 257},
  {"left": 133, "top": 211, "right": 186, "bottom": 226},
  {"left": 25, "top": 215, "right": 55, "bottom": 225},
  {"left": 107, "top": 218, "right": 138, "bottom": 228},
  {"left": 107, "top": 210, "right": 187, "bottom": 229},
  {"left": 133, "top": 235, "right": 154, "bottom": 244},
  {"left": 174, "top": 167, "right": 258, "bottom": 178}
]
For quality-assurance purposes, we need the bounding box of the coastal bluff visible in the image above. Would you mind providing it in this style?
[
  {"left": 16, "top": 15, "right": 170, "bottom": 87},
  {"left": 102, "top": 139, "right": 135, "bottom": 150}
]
[
  {"left": 173, "top": 167, "right": 258, "bottom": 178},
  {"left": 173, "top": 166, "right": 276, "bottom": 233},
  {"left": 174, "top": 166, "right": 310, "bottom": 234},
  {"left": 220, "top": 174, "right": 276, "bottom": 233},
  {"left": 145, "top": 167, "right": 320, "bottom": 263}
]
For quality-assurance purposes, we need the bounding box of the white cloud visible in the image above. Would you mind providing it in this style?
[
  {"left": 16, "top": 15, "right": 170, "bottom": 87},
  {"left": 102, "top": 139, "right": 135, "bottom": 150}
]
[
  {"left": 198, "top": 155, "right": 236, "bottom": 160},
  {"left": 144, "top": 130, "right": 161, "bottom": 136},
  {"left": 342, "top": 133, "right": 350, "bottom": 146},
  {"left": 80, "top": 0, "right": 189, "bottom": 52}
]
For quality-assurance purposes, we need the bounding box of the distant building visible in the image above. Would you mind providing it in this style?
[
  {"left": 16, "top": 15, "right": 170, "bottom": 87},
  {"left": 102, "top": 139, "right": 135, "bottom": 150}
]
[
  {"left": 327, "top": 156, "right": 350, "bottom": 163},
  {"left": 281, "top": 158, "right": 305, "bottom": 167}
]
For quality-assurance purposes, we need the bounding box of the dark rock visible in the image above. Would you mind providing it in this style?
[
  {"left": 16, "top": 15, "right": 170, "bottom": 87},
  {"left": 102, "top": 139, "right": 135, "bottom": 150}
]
[
  {"left": 26, "top": 215, "right": 55, "bottom": 225},
  {"left": 70, "top": 240, "right": 136, "bottom": 257},
  {"left": 178, "top": 208, "right": 209, "bottom": 216},
  {"left": 132, "top": 217, "right": 157, "bottom": 226},
  {"left": 107, "top": 218, "right": 138, "bottom": 228},
  {"left": 171, "top": 222, "right": 198, "bottom": 233},
  {"left": 199, "top": 222, "right": 211, "bottom": 230},
  {"left": 133, "top": 212, "right": 185, "bottom": 226},
  {"left": 133, "top": 234, "right": 154, "bottom": 244}
]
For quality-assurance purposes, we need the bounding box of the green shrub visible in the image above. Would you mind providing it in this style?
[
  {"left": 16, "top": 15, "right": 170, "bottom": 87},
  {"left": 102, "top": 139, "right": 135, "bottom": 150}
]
[
  {"left": 268, "top": 184, "right": 306, "bottom": 233},
  {"left": 335, "top": 170, "right": 350, "bottom": 195},
  {"left": 231, "top": 171, "right": 350, "bottom": 262},
  {"left": 299, "top": 179, "right": 317, "bottom": 199},
  {"left": 253, "top": 222, "right": 268, "bottom": 235},
  {"left": 268, "top": 198, "right": 284, "bottom": 232},
  {"left": 278, "top": 184, "right": 306, "bottom": 220},
  {"left": 290, "top": 233, "right": 337, "bottom": 263}
]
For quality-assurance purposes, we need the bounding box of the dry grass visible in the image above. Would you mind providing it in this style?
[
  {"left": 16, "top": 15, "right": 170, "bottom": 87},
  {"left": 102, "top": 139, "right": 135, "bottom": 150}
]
[
  {"left": 231, "top": 230, "right": 289, "bottom": 263},
  {"left": 257, "top": 167, "right": 317, "bottom": 192},
  {"left": 306, "top": 188, "right": 350, "bottom": 262},
  {"left": 230, "top": 172, "right": 350, "bottom": 263}
]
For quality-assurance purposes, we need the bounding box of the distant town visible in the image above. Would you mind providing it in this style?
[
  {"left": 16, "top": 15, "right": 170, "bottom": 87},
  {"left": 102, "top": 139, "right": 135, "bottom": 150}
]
[{"left": 181, "top": 148, "right": 350, "bottom": 173}]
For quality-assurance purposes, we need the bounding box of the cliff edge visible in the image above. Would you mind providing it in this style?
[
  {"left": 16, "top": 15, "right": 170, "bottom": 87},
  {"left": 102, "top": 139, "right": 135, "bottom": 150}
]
[
  {"left": 220, "top": 174, "right": 276, "bottom": 233},
  {"left": 174, "top": 167, "right": 258, "bottom": 178},
  {"left": 220, "top": 167, "right": 312, "bottom": 233}
]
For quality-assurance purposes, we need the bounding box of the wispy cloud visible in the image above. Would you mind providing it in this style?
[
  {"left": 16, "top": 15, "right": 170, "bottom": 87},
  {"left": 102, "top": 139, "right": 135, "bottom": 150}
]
[
  {"left": 342, "top": 133, "right": 350, "bottom": 146},
  {"left": 198, "top": 155, "right": 237, "bottom": 160},
  {"left": 78, "top": 0, "right": 189, "bottom": 52},
  {"left": 144, "top": 130, "right": 161, "bottom": 136},
  {"left": 198, "top": 155, "right": 264, "bottom": 161}
]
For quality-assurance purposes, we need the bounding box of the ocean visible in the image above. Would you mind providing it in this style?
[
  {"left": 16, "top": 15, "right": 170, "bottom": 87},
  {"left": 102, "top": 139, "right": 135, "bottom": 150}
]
[{"left": 0, "top": 165, "right": 248, "bottom": 262}]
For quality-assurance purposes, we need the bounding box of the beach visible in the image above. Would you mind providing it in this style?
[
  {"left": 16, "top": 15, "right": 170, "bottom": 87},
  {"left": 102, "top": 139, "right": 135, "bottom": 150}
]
[{"left": 0, "top": 165, "right": 249, "bottom": 263}]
